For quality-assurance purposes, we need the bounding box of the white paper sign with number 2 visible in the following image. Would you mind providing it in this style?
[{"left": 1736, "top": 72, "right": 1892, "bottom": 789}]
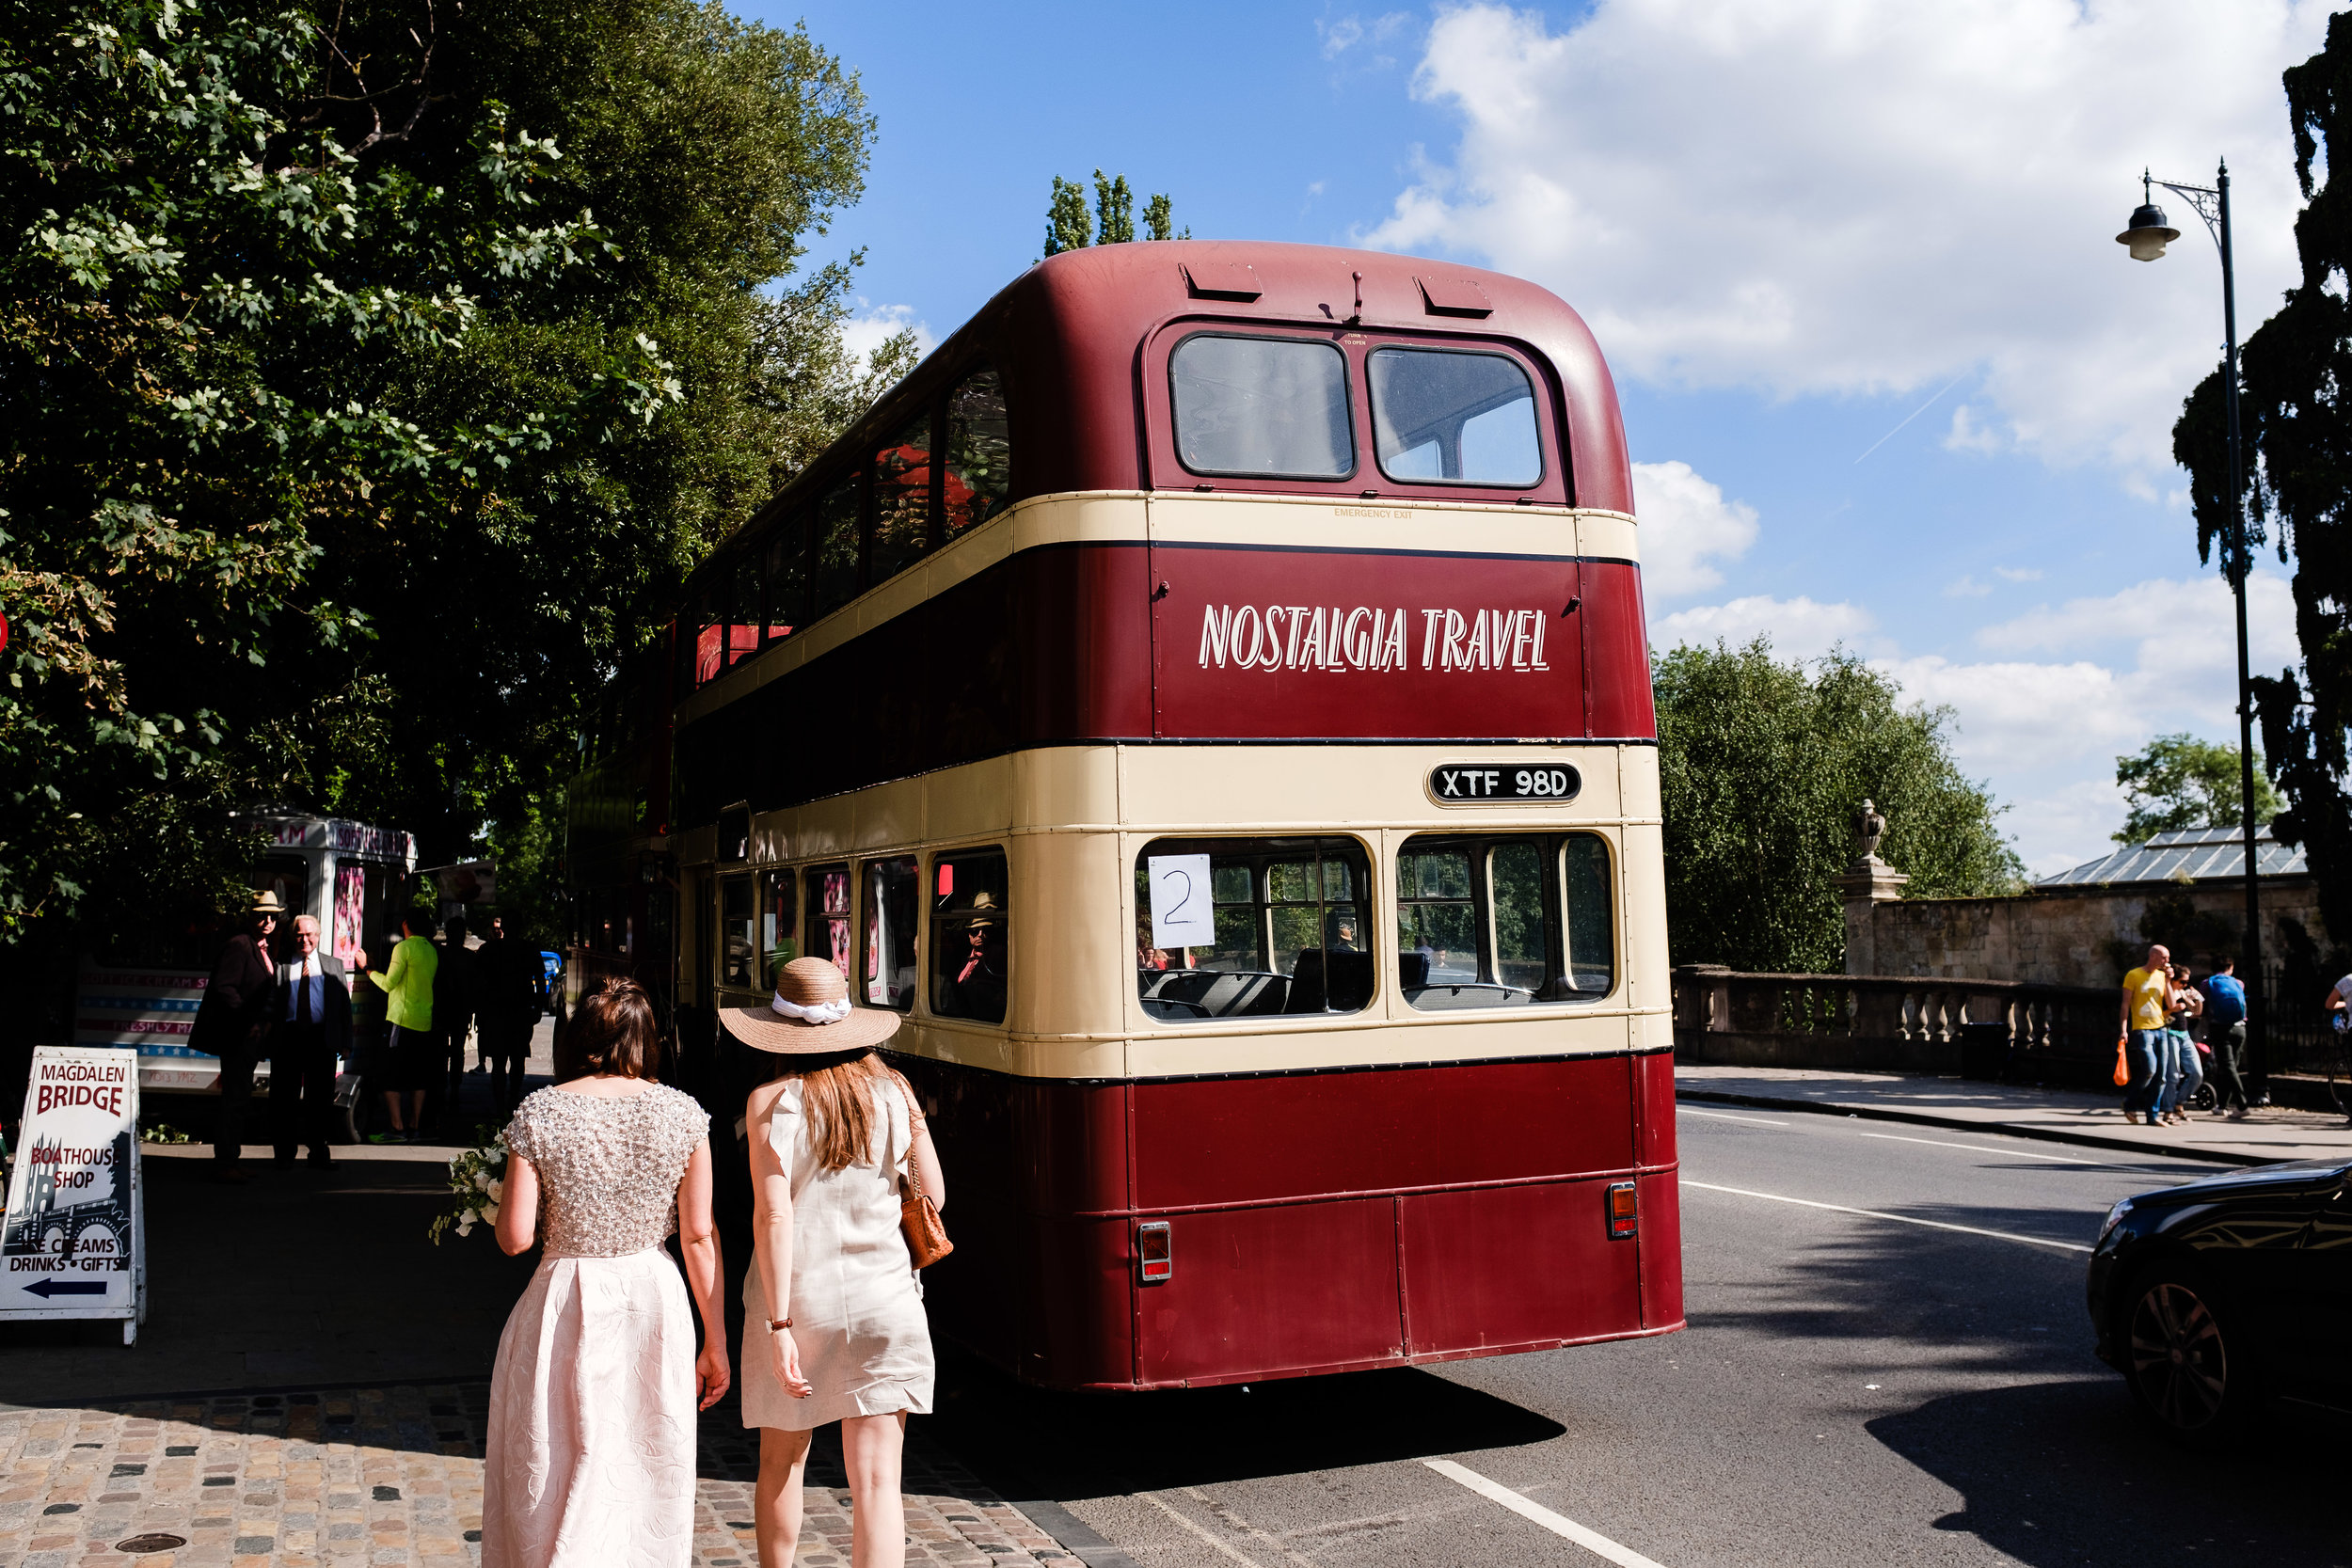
[{"left": 1147, "top": 854, "right": 1216, "bottom": 950}]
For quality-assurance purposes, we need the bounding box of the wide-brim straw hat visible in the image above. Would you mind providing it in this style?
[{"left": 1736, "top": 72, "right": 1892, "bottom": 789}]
[
  {"left": 723, "top": 955, "right": 902, "bottom": 1053},
  {"left": 250, "top": 891, "right": 286, "bottom": 915}
]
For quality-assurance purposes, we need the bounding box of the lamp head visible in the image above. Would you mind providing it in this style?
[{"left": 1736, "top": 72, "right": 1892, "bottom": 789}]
[{"left": 2118, "top": 201, "right": 2179, "bottom": 262}]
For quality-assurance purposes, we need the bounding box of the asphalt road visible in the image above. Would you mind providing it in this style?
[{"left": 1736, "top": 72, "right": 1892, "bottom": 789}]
[{"left": 930, "top": 1105, "right": 2352, "bottom": 1568}]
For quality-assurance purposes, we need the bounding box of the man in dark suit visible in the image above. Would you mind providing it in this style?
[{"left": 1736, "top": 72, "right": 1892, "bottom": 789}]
[
  {"left": 472, "top": 914, "right": 544, "bottom": 1115},
  {"left": 270, "top": 914, "right": 352, "bottom": 1167},
  {"left": 190, "top": 892, "right": 281, "bottom": 1183}
]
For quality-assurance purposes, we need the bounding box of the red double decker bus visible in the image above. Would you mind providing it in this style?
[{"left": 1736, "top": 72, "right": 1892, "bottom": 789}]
[{"left": 569, "top": 240, "right": 1681, "bottom": 1388}]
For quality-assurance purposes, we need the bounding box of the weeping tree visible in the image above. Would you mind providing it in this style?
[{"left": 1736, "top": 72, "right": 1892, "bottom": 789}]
[
  {"left": 1655, "top": 639, "right": 2023, "bottom": 973},
  {"left": 2176, "top": 10, "right": 2352, "bottom": 948}
]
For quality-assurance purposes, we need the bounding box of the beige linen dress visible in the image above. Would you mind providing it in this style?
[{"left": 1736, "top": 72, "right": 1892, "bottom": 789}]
[
  {"left": 483, "top": 1085, "right": 710, "bottom": 1568},
  {"left": 739, "top": 1072, "right": 935, "bottom": 1429}
]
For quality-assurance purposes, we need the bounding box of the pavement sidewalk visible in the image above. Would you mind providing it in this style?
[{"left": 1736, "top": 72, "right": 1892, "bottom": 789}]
[
  {"left": 1676, "top": 1062, "right": 2352, "bottom": 1165},
  {"left": 0, "top": 1118, "right": 1080, "bottom": 1566}
]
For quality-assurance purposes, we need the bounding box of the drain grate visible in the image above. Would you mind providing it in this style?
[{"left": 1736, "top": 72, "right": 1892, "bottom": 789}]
[{"left": 116, "top": 1534, "right": 188, "bottom": 1555}]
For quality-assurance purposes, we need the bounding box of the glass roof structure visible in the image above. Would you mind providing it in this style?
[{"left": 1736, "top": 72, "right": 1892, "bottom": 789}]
[{"left": 2035, "top": 824, "right": 2305, "bottom": 888}]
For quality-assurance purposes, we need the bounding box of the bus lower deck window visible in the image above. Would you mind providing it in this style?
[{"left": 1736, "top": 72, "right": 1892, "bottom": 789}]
[
  {"left": 1398, "top": 832, "right": 1614, "bottom": 1009},
  {"left": 930, "top": 848, "right": 1008, "bottom": 1023},
  {"left": 1136, "top": 836, "right": 1374, "bottom": 1021},
  {"left": 762, "top": 867, "right": 797, "bottom": 988},
  {"left": 804, "top": 864, "right": 850, "bottom": 981},
  {"left": 720, "top": 874, "right": 756, "bottom": 990},
  {"left": 1169, "top": 335, "right": 1354, "bottom": 480},
  {"left": 863, "top": 857, "right": 919, "bottom": 1012}
]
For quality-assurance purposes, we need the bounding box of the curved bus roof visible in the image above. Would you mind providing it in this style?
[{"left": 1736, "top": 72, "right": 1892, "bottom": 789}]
[{"left": 705, "top": 241, "right": 1632, "bottom": 582}]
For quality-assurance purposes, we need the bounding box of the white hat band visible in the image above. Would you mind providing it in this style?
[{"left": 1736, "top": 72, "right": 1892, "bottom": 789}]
[{"left": 771, "top": 992, "right": 852, "bottom": 1024}]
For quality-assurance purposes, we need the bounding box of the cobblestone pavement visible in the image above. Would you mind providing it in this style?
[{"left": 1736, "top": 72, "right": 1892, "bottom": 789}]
[{"left": 0, "top": 1384, "right": 1074, "bottom": 1567}]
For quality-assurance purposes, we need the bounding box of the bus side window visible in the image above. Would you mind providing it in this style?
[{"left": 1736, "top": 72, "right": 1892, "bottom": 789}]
[
  {"left": 1561, "top": 834, "right": 1615, "bottom": 998},
  {"left": 720, "top": 874, "right": 755, "bottom": 990},
  {"left": 944, "top": 366, "right": 1011, "bottom": 535},
  {"left": 930, "top": 849, "right": 1008, "bottom": 1024},
  {"left": 1397, "top": 832, "right": 1612, "bottom": 1009},
  {"left": 862, "top": 857, "right": 920, "bottom": 1012},
  {"left": 804, "top": 864, "right": 851, "bottom": 980},
  {"left": 873, "top": 414, "right": 935, "bottom": 582},
  {"left": 763, "top": 514, "right": 807, "bottom": 646},
  {"left": 1135, "top": 836, "right": 1374, "bottom": 1021},
  {"left": 762, "top": 867, "right": 798, "bottom": 987},
  {"left": 691, "top": 581, "right": 723, "bottom": 688},
  {"left": 726, "top": 553, "right": 761, "bottom": 669},
  {"left": 815, "top": 472, "right": 861, "bottom": 618}
]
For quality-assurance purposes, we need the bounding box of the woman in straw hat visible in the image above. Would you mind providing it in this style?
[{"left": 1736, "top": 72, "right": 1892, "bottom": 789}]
[
  {"left": 729, "top": 957, "right": 946, "bottom": 1568},
  {"left": 482, "top": 977, "right": 731, "bottom": 1568}
]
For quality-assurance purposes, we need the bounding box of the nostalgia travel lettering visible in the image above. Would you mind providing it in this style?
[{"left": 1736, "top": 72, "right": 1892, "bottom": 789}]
[{"left": 1197, "top": 605, "right": 1551, "bottom": 673}]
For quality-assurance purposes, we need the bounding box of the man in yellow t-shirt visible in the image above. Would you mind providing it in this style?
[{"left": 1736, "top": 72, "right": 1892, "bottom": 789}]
[{"left": 2118, "top": 944, "right": 2172, "bottom": 1126}]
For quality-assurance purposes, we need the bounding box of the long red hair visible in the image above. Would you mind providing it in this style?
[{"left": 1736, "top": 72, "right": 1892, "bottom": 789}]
[{"left": 773, "top": 1050, "right": 887, "bottom": 1172}]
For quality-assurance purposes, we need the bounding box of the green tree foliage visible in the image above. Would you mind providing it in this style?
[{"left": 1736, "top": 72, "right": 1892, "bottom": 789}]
[
  {"left": 1042, "top": 170, "right": 1181, "bottom": 256},
  {"left": 0, "top": 0, "right": 628, "bottom": 954},
  {"left": 1656, "top": 640, "right": 2024, "bottom": 973},
  {"left": 2175, "top": 11, "right": 2352, "bottom": 945},
  {"left": 2112, "top": 733, "right": 2280, "bottom": 844},
  {"left": 0, "top": 0, "right": 904, "bottom": 1032}
]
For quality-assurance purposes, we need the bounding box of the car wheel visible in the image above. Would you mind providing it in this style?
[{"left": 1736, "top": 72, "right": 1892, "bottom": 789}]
[{"left": 2122, "top": 1272, "right": 2260, "bottom": 1440}]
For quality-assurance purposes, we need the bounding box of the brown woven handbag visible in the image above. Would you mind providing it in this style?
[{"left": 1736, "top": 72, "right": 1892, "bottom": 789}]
[{"left": 893, "top": 1077, "right": 953, "bottom": 1269}]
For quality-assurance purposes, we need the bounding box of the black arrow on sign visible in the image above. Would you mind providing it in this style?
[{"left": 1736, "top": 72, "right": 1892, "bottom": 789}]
[{"left": 21, "top": 1278, "right": 105, "bottom": 1298}]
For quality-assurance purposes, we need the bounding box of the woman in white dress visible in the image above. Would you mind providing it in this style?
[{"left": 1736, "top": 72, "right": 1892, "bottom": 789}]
[
  {"left": 483, "top": 978, "right": 732, "bottom": 1568},
  {"left": 725, "top": 958, "right": 946, "bottom": 1568}
]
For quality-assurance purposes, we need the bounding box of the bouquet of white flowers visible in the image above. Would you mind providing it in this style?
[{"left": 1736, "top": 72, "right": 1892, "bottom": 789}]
[{"left": 430, "top": 1129, "right": 509, "bottom": 1244}]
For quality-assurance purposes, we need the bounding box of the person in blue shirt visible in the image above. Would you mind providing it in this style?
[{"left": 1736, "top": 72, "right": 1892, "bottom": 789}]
[{"left": 2201, "top": 958, "right": 2250, "bottom": 1118}]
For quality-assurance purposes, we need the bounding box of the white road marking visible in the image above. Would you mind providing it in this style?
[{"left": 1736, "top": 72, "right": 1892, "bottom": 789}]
[
  {"left": 1677, "top": 1107, "right": 1787, "bottom": 1126},
  {"left": 1856, "top": 1131, "right": 2100, "bottom": 1165},
  {"left": 1136, "top": 1491, "right": 1270, "bottom": 1567},
  {"left": 1179, "top": 1487, "right": 1320, "bottom": 1568},
  {"left": 1680, "top": 1180, "right": 2093, "bottom": 1253},
  {"left": 1425, "top": 1460, "right": 1668, "bottom": 1568}
]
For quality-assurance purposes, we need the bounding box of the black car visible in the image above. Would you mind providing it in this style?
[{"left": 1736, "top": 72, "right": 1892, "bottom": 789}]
[{"left": 2089, "top": 1157, "right": 2352, "bottom": 1438}]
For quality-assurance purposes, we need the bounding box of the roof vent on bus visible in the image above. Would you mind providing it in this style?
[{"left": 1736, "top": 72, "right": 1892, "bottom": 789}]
[
  {"left": 1182, "top": 261, "right": 1262, "bottom": 301},
  {"left": 1415, "top": 276, "right": 1494, "bottom": 317}
]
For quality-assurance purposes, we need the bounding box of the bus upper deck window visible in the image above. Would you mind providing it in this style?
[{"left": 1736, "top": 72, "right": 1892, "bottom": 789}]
[
  {"left": 873, "top": 414, "right": 934, "bottom": 582},
  {"left": 945, "top": 367, "right": 1011, "bottom": 535},
  {"left": 762, "top": 515, "right": 807, "bottom": 646},
  {"left": 815, "top": 473, "right": 861, "bottom": 617},
  {"left": 1136, "top": 836, "right": 1374, "bottom": 1022},
  {"left": 1369, "top": 348, "right": 1541, "bottom": 487},
  {"left": 726, "top": 554, "right": 761, "bottom": 669},
  {"left": 930, "top": 848, "right": 1008, "bottom": 1023},
  {"left": 1170, "top": 335, "right": 1354, "bottom": 480}
]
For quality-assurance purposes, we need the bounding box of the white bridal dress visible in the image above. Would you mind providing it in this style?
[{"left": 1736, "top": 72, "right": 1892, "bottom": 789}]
[{"left": 482, "top": 1084, "right": 710, "bottom": 1568}]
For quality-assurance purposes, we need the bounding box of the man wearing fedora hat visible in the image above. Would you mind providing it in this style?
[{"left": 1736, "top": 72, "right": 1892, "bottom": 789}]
[{"left": 189, "top": 891, "right": 284, "bottom": 1182}]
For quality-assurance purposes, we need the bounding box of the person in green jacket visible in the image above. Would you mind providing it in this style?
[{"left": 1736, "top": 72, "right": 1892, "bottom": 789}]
[{"left": 367, "top": 909, "right": 439, "bottom": 1143}]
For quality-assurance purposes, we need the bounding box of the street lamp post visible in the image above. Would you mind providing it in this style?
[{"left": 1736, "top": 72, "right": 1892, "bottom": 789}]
[{"left": 2118, "top": 161, "right": 2267, "bottom": 1094}]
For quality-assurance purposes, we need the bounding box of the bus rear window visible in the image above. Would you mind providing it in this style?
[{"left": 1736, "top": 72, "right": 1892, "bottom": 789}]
[
  {"left": 1169, "top": 335, "right": 1354, "bottom": 480},
  {"left": 1370, "top": 347, "right": 1541, "bottom": 486},
  {"left": 1398, "top": 832, "right": 1613, "bottom": 1009},
  {"left": 1136, "top": 836, "right": 1373, "bottom": 1021}
]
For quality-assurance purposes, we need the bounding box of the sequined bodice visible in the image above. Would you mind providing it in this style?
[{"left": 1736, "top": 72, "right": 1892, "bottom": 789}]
[{"left": 504, "top": 1085, "right": 708, "bottom": 1258}]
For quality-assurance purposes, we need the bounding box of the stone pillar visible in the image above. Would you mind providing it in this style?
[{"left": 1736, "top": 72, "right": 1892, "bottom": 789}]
[{"left": 1834, "top": 855, "right": 1911, "bottom": 975}]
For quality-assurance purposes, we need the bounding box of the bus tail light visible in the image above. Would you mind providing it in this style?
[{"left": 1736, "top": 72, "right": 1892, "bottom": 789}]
[
  {"left": 1607, "top": 1182, "right": 1638, "bottom": 1240},
  {"left": 1137, "top": 1221, "right": 1172, "bottom": 1283}
]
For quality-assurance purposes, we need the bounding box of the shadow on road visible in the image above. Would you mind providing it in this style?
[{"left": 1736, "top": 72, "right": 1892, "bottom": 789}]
[
  {"left": 929, "top": 1341, "right": 1565, "bottom": 1501},
  {"left": 1870, "top": 1378, "right": 2352, "bottom": 1567}
]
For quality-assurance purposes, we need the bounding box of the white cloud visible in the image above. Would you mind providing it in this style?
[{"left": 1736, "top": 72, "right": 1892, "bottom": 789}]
[
  {"left": 1319, "top": 10, "right": 1412, "bottom": 60},
  {"left": 1630, "top": 459, "right": 1759, "bottom": 597},
  {"left": 1943, "top": 404, "right": 2003, "bottom": 455},
  {"left": 1366, "top": 0, "right": 2329, "bottom": 475},
  {"left": 840, "top": 302, "right": 935, "bottom": 375},
  {"left": 1653, "top": 594, "right": 1876, "bottom": 661},
  {"left": 1994, "top": 566, "right": 2043, "bottom": 583},
  {"left": 1944, "top": 575, "right": 1993, "bottom": 599}
]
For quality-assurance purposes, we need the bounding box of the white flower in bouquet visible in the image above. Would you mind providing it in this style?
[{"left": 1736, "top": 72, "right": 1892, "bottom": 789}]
[
  {"left": 456, "top": 1215, "right": 475, "bottom": 1239},
  {"left": 486, "top": 1177, "right": 504, "bottom": 1201},
  {"left": 481, "top": 1200, "right": 501, "bottom": 1227},
  {"left": 473, "top": 1170, "right": 492, "bottom": 1193}
]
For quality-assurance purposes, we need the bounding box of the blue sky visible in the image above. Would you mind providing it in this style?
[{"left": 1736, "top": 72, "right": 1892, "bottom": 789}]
[{"left": 740, "top": 0, "right": 2334, "bottom": 876}]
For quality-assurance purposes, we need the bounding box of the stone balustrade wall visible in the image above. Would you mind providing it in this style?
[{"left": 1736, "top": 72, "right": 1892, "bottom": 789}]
[{"left": 1671, "top": 965, "right": 2121, "bottom": 1085}]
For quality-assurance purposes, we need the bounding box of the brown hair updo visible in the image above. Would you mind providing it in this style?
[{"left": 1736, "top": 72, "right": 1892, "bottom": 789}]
[{"left": 557, "top": 977, "right": 660, "bottom": 1082}]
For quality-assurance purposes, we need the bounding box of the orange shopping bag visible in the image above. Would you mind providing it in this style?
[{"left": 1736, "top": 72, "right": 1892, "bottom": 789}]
[{"left": 2112, "top": 1037, "right": 2130, "bottom": 1087}]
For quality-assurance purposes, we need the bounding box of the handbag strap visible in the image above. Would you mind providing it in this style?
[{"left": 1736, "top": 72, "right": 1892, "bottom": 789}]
[{"left": 888, "top": 1072, "right": 927, "bottom": 1202}]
